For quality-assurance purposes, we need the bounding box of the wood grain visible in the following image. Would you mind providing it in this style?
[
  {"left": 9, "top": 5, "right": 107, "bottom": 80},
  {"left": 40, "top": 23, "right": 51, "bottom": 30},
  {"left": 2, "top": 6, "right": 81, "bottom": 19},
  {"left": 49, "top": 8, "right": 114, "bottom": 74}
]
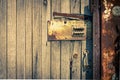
[
  {"left": 0, "top": 0, "right": 7, "bottom": 78},
  {"left": 41, "top": 0, "right": 51, "bottom": 78},
  {"left": 32, "top": 0, "right": 42, "bottom": 78},
  {"left": 7, "top": 0, "right": 17, "bottom": 78},
  {"left": 60, "top": 0, "right": 71, "bottom": 79},
  {"left": 50, "top": 0, "right": 61, "bottom": 79},
  {"left": 93, "top": 0, "right": 100, "bottom": 79},
  {"left": 25, "top": 0, "right": 32, "bottom": 78},
  {"left": 70, "top": 0, "right": 81, "bottom": 79},
  {"left": 0, "top": 0, "right": 97, "bottom": 79},
  {"left": 81, "top": 0, "right": 93, "bottom": 79},
  {"left": 17, "top": 0, "right": 25, "bottom": 78}
]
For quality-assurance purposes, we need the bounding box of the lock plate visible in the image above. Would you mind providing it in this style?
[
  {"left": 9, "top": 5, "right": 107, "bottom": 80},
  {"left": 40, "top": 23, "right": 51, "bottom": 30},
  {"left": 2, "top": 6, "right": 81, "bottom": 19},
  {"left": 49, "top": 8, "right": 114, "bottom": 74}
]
[{"left": 48, "top": 20, "right": 86, "bottom": 40}]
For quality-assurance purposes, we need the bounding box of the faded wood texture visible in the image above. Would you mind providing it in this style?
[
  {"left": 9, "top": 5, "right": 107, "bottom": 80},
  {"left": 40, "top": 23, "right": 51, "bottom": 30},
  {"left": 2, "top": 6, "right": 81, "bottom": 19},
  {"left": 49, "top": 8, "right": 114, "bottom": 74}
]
[
  {"left": 81, "top": 0, "right": 93, "bottom": 79},
  {"left": 7, "top": 0, "right": 16, "bottom": 78},
  {"left": 17, "top": 0, "right": 26, "bottom": 78},
  {"left": 93, "top": 0, "right": 100, "bottom": 79},
  {"left": 25, "top": 0, "right": 32, "bottom": 78},
  {"left": 0, "top": 0, "right": 94, "bottom": 79},
  {"left": 60, "top": 0, "right": 71, "bottom": 79},
  {"left": 0, "top": 0, "right": 6, "bottom": 78},
  {"left": 32, "top": 0, "right": 42, "bottom": 78},
  {"left": 51, "top": 0, "right": 61, "bottom": 79},
  {"left": 70, "top": 0, "right": 81, "bottom": 79}
]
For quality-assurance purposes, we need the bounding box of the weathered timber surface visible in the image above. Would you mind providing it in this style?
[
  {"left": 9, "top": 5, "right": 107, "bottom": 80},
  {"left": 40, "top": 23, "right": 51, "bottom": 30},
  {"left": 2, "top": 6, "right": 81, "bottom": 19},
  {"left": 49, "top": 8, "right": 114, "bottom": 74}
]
[{"left": 0, "top": 0, "right": 97, "bottom": 79}]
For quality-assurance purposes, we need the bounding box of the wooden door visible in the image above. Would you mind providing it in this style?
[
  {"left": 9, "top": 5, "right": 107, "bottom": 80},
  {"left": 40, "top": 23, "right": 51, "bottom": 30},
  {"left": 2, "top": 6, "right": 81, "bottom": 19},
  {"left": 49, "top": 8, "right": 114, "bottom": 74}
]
[
  {"left": 51, "top": 0, "right": 93, "bottom": 79},
  {"left": 0, "top": 0, "right": 101, "bottom": 79}
]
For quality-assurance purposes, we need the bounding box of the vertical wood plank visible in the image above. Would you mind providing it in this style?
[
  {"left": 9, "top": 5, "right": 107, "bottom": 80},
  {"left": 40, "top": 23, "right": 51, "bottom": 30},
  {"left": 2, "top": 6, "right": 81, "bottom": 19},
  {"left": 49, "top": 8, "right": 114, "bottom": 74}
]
[
  {"left": 71, "top": 41, "right": 81, "bottom": 79},
  {"left": 7, "top": 0, "right": 16, "bottom": 78},
  {"left": 60, "top": 0, "right": 71, "bottom": 79},
  {"left": 25, "top": 0, "right": 32, "bottom": 78},
  {"left": 81, "top": 1, "right": 88, "bottom": 79},
  {"left": 70, "top": 0, "right": 80, "bottom": 13},
  {"left": 81, "top": 0, "right": 91, "bottom": 15},
  {"left": 50, "top": 41, "right": 60, "bottom": 79},
  {"left": 17, "top": 0, "right": 26, "bottom": 78},
  {"left": 81, "top": 0, "right": 92, "bottom": 79},
  {"left": 61, "top": 42, "right": 71, "bottom": 79},
  {"left": 32, "top": 0, "right": 42, "bottom": 78},
  {"left": 93, "top": 0, "right": 100, "bottom": 79},
  {"left": 50, "top": 0, "right": 61, "bottom": 79},
  {"left": 41, "top": 0, "right": 51, "bottom": 78},
  {"left": 70, "top": 0, "right": 81, "bottom": 79},
  {"left": 0, "top": 0, "right": 7, "bottom": 78}
]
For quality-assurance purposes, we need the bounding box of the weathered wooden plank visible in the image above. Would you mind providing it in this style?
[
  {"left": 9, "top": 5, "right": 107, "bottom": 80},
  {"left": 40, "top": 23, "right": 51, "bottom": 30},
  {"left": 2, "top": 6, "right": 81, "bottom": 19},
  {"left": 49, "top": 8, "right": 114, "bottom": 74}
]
[
  {"left": 32, "top": 0, "right": 42, "bottom": 78},
  {"left": 0, "top": 0, "right": 7, "bottom": 78},
  {"left": 93, "top": 0, "right": 100, "bottom": 79},
  {"left": 81, "top": 0, "right": 91, "bottom": 15},
  {"left": 50, "top": 0, "right": 61, "bottom": 79},
  {"left": 25, "top": 0, "right": 32, "bottom": 78},
  {"left": 7, "top": 0, "right": 16, "bottom": 78},
  {"left": 81, "top": 0, "right": 93, "bottom": 79},
  {"left": 17, "top": 0, "right": 25, "bottom": 78},
  {"left": 81, "top": 40, "right": 86, "bottom": 79},
  {"left": 61, "top": 42, "right": 71, "bottom": 79},
  {"left": 71, "top": 41, "right": 81, "bottom": 79},
  {"left": 60, "top": 0, "right": 71, "bottom": 79},
  {"left": 70, "top": 0, "right": 80, "bottom": 13},
  {"left": 70, "top": 0, "right": 81, "bottom": 79},
  {"left": 41, "top": 0, "right": 51, "bottom": 78},
  {"left": 50, "top": 41, "right": 60, "bottom": 79}
]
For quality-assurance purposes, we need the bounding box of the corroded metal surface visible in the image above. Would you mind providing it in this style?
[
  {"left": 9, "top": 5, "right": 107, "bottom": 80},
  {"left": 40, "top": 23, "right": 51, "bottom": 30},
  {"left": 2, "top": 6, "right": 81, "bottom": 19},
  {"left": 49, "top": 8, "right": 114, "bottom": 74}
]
[
  {"left": 101, "top": 0, "right": 120, "bottom": 80},
  {"left": 47, "top": 20, "right": 87, "bottom": 40}
]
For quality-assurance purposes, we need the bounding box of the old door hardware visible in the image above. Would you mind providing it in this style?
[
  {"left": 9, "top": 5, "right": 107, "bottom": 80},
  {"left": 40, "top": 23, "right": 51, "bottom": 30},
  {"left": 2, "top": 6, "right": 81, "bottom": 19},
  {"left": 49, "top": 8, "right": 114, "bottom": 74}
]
[
  {"left": 112, "top": 6, "right": 120, "bottom": 16},
  {"left": 47, "top": 12, "right": 92, "bottom": 40},
  {"left": 83, "top": 49, "right": 89, "bottom": 71},
  {"left": 47, "top": 20, "right": 86, "bottom": 40},
  {"left": 53, "top": 12, "right": 92, "bottom": 20}
]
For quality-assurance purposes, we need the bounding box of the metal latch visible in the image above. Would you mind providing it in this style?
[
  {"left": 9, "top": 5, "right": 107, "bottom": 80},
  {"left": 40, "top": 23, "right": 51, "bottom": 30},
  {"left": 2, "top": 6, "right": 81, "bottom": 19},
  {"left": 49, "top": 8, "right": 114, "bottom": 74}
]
[{"left": 83, "top": 49, "right": 89, "bottom": 71}]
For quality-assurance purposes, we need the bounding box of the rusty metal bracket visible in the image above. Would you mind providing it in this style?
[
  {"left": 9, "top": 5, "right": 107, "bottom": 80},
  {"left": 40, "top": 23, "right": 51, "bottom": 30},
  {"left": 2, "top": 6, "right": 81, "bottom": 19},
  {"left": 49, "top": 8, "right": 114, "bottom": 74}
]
[
  {"left": 47, "top": 12, "right": 92, "bottom": 41},
  {"left": 53, "top": 12, "right": 92, "bottom": 20},
  {"left": 47, "top": 20, "right": 87, "bottom": 40}
]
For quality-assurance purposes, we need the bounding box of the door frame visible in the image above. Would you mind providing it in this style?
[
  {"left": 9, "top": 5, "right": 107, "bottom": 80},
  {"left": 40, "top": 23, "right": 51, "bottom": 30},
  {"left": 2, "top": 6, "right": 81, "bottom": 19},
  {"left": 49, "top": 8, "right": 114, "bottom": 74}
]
[{"left": 92, "top": 0, "right": 101, "bottom": 79}]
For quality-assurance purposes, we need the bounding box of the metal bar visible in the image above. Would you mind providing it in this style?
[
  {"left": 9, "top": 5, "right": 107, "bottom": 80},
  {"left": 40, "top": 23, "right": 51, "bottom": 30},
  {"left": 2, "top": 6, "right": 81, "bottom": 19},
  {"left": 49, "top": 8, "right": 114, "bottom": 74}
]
[{"left": 53, "top": 12, "right": 92, "bottom": 20}]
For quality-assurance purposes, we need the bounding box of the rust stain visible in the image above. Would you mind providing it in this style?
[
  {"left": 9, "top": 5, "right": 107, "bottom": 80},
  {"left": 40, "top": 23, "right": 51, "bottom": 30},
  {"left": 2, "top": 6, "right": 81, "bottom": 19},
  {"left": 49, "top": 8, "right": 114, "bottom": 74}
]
[{"left": 102, "top": 0, "right": 120, "bottom": 80}]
